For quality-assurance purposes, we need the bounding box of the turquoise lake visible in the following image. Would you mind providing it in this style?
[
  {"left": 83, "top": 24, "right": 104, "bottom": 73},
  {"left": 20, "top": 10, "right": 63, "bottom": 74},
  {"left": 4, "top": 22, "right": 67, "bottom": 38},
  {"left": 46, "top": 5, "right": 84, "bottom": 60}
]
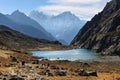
[{"left": 32, "top": 48, "right": 97, "bottom": 61}]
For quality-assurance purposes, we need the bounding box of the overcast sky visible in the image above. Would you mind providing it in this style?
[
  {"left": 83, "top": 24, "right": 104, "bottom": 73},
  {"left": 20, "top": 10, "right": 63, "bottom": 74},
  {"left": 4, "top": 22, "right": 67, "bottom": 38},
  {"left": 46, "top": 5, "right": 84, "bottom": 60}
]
[{"left": 0, "top": 0, "right": 111, "bottom": 20}]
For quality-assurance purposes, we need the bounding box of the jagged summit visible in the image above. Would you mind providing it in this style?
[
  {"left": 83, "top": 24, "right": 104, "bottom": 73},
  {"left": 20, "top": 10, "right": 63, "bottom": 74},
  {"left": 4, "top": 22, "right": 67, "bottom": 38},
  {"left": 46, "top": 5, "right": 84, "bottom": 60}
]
[
  {"left": 11, "top": 10, "right": 25, "bottom": 16},
  {"left": 54, "top": 11, "right": 79, "bottom": 20},
  {"left": 12, "top": 10, "right": 20, "bottom": 13},
  {"left": 99, "top": 0, "right": 120, "bottom": 20}
]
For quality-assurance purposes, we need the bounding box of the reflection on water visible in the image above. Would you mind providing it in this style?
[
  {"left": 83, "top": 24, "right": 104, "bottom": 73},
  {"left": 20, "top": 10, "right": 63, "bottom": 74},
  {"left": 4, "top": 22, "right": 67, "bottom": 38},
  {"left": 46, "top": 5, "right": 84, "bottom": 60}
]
[{"left": 32, "top": 49, "right": 97, "bottom": 61}]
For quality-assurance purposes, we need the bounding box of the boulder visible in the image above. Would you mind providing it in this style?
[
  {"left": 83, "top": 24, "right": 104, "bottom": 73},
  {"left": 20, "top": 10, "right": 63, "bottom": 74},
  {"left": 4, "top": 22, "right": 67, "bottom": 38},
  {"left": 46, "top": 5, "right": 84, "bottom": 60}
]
[
  {"left": 50, "top": 66, "right": 59, "bottom": 70},
  {"left": 9, "top": 56, "right": 17, "bottom": 62},
  {"left": 32, "top": 60, "right": 39, "bottom": 64},
  {"left": 86, "top": 71, "right": 97, "bottom": 76},
  {"left": 10, "top": 77, "right": 24, "bottom": 80},
  {"left": 75, "top": 69, "right": 84, "bottom": 73},
  {"left": 81, "top": 63, "right": 90, "bottom": 67},
  {"left": 54, "top": 71, "right": 66, "bottom": 76},
  {"left": 78, "top": 70, "right": 97, "bottom": 76},
  {"left": 45, "top": 72, "right": 53, "bottom": 76},
  {"left": 21, "top": 61, "right": 25, "bottom": 66}
]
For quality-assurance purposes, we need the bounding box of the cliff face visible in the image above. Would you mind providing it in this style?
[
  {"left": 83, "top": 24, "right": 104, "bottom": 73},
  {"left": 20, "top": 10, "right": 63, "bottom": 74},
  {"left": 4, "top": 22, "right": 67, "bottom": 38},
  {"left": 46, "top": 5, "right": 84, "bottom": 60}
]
[
  {"left": 0, "top": 25, "right": 61, "bottom": 51},
  {"left": 71, "top": 0, "right": 120, "bottom": 55}
]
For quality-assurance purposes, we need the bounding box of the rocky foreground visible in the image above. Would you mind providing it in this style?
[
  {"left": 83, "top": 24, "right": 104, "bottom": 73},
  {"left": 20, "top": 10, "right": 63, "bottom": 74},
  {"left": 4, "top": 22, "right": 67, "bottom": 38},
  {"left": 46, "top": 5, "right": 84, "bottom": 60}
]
[{"left": 0, "top": 49, "right": 120, "bottom": 80}]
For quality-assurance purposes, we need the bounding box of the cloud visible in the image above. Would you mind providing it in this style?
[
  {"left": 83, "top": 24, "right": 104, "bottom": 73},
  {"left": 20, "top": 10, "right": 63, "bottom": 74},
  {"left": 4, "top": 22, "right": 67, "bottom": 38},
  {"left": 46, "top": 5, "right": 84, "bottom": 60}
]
[
  {"left": 37, "top": 5, "right": 101, "bottom": 20},
  {"left": 36, "top": 0, "right": 110, "bottom": 20},
  {"left": 48, "top": 0, "right": 101, "bottom": 4}
]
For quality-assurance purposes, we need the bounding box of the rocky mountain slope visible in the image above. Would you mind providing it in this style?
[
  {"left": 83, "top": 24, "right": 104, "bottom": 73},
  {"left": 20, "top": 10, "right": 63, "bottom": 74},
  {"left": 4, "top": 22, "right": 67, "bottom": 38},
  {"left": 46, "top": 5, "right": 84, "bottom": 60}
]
[
  {"left": 29, "top": 11, "right": 86, "bottom": 45},
  {"left": 0, "top": 25, "right": 61, "bottom": 51},
  {"left": 0, "top": 11, "right": 55, "bottom": 41},
  {"left": 71, "top": 0, "right": 120, "bottom": 55}
]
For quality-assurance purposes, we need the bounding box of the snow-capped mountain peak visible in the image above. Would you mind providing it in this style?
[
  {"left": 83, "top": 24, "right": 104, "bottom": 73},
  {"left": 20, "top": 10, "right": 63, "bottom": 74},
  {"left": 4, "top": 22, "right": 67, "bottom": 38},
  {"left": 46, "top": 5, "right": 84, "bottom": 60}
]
[{"left": 29, "top": 10, "right": 86, "bottom": 45}]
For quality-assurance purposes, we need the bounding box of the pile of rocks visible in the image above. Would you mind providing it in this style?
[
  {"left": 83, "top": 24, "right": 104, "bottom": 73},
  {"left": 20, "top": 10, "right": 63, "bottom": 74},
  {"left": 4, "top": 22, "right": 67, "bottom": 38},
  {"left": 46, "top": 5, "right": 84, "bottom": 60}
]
[{"left": 0, "top": 55, "right": 99, "bottom": 79}]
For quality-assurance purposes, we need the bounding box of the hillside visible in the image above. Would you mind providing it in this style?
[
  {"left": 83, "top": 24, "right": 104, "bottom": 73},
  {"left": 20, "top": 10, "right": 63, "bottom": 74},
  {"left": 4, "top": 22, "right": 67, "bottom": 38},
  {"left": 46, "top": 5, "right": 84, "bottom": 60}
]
[
  {"left": 71, "top": 0, "right": 120, "bottom": 55},
  {"left": 0, "top": 25, "right": 61, "bottom": 51}
]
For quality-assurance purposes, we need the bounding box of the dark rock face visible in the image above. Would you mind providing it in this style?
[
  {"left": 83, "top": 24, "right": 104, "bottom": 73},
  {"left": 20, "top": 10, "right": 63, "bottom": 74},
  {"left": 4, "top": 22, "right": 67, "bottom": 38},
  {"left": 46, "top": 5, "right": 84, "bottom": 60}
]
[
  {"left": 0, "top": 25, "right": 61, "bottom": 50},
  {"left": 71, "top": 0, "right": 120, "bottom": 55}
]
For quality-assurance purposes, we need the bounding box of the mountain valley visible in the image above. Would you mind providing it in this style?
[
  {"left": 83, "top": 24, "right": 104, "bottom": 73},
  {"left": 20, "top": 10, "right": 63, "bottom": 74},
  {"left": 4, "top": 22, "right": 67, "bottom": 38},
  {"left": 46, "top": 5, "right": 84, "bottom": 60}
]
[{"left": 29, "top": 11, "right": 86, "bottom": 45}]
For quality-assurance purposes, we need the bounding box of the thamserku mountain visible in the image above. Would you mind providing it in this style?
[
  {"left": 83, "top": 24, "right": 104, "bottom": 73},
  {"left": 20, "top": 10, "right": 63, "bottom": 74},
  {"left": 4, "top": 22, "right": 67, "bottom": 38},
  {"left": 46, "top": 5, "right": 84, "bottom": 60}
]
[
  {"left": 71, "top": 0, "right": 120, "bottom": 56},
  {"left": 29, "top": 11, "right": 86, "bottom": 45}
]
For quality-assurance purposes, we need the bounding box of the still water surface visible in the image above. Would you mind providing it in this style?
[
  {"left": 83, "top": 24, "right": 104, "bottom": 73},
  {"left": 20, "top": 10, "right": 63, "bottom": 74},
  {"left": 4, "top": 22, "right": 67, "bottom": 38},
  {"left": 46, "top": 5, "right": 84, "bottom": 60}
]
[{"left": 32, "top": 49, "right": 97, "bottom": 61}]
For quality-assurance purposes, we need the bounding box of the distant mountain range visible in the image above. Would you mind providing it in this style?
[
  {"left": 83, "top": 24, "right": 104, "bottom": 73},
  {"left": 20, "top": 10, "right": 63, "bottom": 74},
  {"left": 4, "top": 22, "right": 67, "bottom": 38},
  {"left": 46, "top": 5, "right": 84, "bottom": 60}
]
[
  {"left": 0, "top": 10, "right": 55, "bottom": 41},
  {"left": 0, "top": 10, "right": 86, "bottom": 45},
  {"left": 29, "top": 11, "right": 86, "bottom": 45},
  {"left": 71, "top": 0, "right": 120, "bottom": 56}
]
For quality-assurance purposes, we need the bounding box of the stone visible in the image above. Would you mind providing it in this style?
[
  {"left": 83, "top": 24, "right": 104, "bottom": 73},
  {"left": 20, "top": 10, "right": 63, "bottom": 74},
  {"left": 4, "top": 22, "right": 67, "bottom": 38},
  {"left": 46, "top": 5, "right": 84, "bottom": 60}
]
[
  {"left": 78, "top": 70, "right": 97, "bottom": 77},
  {"left": 50, "top": 66, "right": 59, "bottom": 70},
  {"left": 9, "top": 56, "right": 17, "bottom": 62},
  {"left": 10, "top": 77, "right": 24, "bottom": 80},
  {"left": 86, "top": 71, "right": 97, "bottom": 76},
  {"left": 21, "top": 61, "right": 25, "bottom": 66},
  {"left": 45, "top": 72, "right": 53, "bottom": 76},
  {"left": 54, "top": 71, "right": 67, "bottom": 76},
  {"left": 32, "top": 60, "right": 39, "bottom": 64},
  {"left": 81, "top": 63, "right": 90, "bottom": 67}
]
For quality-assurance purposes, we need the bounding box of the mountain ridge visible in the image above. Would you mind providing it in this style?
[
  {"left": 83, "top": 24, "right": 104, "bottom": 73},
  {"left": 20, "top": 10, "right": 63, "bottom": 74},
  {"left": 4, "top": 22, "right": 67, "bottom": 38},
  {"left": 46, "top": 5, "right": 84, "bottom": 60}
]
[
  {"left": 71, "top": 0, "right": 120, "bottom": 55},
  {"left": 6, "top": 10, "right": 56, "bottom": 41},
  {"left": 0, "top": 25, "right": 61, "bottom": 51}
]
